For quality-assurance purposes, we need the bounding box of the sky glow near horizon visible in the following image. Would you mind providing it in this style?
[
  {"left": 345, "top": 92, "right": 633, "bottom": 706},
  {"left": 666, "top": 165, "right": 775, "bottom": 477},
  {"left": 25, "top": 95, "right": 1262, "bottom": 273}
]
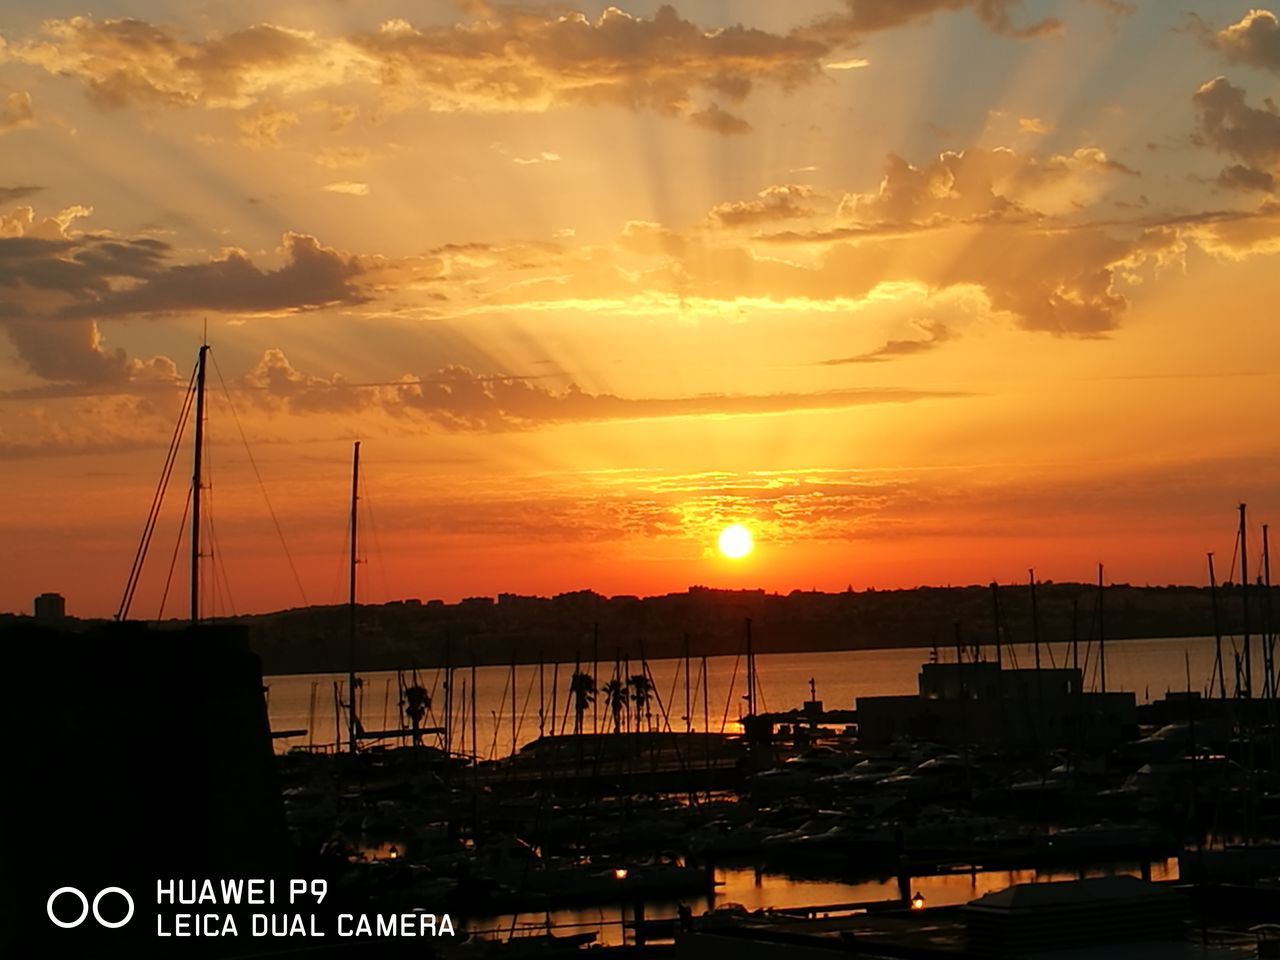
[{"left": 1, "top": 0, "right": 1278, "bottom": 617}]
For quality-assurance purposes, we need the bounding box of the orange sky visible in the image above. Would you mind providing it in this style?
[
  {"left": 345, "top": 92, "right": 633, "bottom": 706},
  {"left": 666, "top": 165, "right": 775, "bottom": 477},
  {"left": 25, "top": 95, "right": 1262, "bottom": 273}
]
[{"left": 2, "top": 1, "right": 1278, "bottom": 618}]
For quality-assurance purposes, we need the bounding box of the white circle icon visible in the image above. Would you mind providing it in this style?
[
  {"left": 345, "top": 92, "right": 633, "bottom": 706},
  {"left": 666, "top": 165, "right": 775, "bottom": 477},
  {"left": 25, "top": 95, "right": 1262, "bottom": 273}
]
[
  {"left": 93, "top": 887, "right": 135, "bottom": 929},
  {"left": 46, "top": 887, "right": 88, "bottom": 929},
  {"left": 46, "top": 886, "right": 134, "bottom": 929}
]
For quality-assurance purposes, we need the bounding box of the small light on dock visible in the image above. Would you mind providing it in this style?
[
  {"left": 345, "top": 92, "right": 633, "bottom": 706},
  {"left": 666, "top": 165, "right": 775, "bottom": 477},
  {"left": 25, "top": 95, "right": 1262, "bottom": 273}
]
[
  {"left": 388, "top": 846, "right": 399, "bottom": 860},
  {"left": 614, "top": 868, "right": 629, "bottom": 880},
  {"left": 911, "top": 892, "right": 925, "bottom": 911}
]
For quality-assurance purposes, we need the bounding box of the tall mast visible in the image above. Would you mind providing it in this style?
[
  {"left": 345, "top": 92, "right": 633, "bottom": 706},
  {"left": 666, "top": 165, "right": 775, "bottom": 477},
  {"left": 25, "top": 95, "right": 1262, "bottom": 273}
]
[
  {"left": 347, "top": 440, "right": 360, "bottom": 754},
  {"left": 745, "top": 618, "right": 755, "bottom": 719},
  {"left": 1240, "top": 504, "right": 1252, "bottom": 699},
  {"left": 190, "top": 343, "right": 209, "bottom": 623},
  {"left": 1210, "top": 553, "right": 1226, "bottom": 699},
  {"left": 684, "top": 634, "right": 692, "bottom": 734},
  {"left": 990, "top": 581, "right": 1003, "bottom": 669},
  {"left": 1029, "top": 569, "right": 1041, "bottom": 672},
  {"left": 1071, "top": 593, "right": 1079, "bottom": 673},
  {"left": 1263, "top": 524, "right": 1273, "bottom": 701},
  {"left": 1098, "top": 563, "right": 1107, "bottom": 695}
]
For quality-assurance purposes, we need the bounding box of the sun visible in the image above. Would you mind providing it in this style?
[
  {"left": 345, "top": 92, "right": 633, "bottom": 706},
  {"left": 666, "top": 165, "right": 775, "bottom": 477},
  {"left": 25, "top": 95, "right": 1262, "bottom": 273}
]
[{"left": 717, "top": 523, "right": 754, "bottom": 560}]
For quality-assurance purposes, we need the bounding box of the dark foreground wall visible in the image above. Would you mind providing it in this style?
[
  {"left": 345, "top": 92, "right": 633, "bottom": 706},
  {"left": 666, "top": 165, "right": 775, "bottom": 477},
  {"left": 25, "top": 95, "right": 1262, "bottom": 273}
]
[{"left": 0, "top": 621, "right": 291, "bottom": 956}]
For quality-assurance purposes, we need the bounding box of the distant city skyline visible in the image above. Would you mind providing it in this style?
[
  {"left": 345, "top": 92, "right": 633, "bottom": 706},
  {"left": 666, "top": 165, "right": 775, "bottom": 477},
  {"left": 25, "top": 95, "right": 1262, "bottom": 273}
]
[{"left": 2, "top": 1, "right": 1278, "bottom": 618}]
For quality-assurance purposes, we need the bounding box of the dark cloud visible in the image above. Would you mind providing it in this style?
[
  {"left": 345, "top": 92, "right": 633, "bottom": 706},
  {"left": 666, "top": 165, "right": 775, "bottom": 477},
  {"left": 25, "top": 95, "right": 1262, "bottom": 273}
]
[
  {"left": 800, "top": 0, "right": 1062, "bottom": 44},
  {"left": 0, "top": 185, "right": 43, "bottom": 203},
  {"left": 64, "top": 233, "right": 367, "bottom": 318},
  {"left": 0, "top": 209, "right": 368, "bottom": 383},
  {"left": 1216, "top": 163, "right": 1276, "bottom": 193},
  {"left": 1192, "top": 76, "right": 1280, "bottom": 195},
  {"left": 820, "top": 320, "right": 953, "bottom": 364},
  {"left": 242, "top": 349, "right": 968, "bottom": 430},
  {"left": 1198, "top": 8, "right": 1280, "bottom": 74}
]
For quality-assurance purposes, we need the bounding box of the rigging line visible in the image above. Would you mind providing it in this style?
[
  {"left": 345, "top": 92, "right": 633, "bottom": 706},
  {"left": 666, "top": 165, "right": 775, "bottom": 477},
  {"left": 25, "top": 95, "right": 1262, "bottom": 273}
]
[
  {"left": 210, "top": 350, "right": 309, "bottom": 608},
  {"left": 719, "top": 650, "right": 741, "bottom": 735},
  {"left": 690, "top": 658, "right": 703, "bottom": 732},
  {"left": 121, "top": 376, "right": 193, "bottom": 617},
  {"left": 360, "top": 471, "right": 393, "bottom": 603},
  {"left": 156, "top": 485, "right": 193, "bottom": 623},
  {"left": 489, "top": 665, "right": 512, "bottom": 760},
  {"left": 202, "top": 428, "right": 238, "bottom": 619},
  {"left": 514, "top": 663, "right": 538, "bottom": 750},
  {"left": 118, "top": 366, "right": 197, "bottom": 619},
  {"left": 423, "top": 667, "right": 443, "bottom": 734},
  {"left": 330, "top": 509, "right": 351, "bottom": 605},
  {"left": 663, "top": 659, "right": 681, "bottom": 725}
]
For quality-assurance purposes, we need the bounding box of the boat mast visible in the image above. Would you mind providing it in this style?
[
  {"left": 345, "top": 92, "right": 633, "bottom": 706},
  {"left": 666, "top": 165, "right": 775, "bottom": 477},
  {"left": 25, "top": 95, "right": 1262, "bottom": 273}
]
[
  {"left": 1264, "top": 524, "right": 1274, "bottom": 700},
  {"left": 744, "top": 618, "right": 756, "bottom": 719},
  {"left": 1210, "top": 553, "right": 1226, "bottom": 699},
  {"left": 347, "top": 440, "right": 360, "bottom": 753},
  {"left": 990, "top": 581, "right": 1003, "bottom": 669},
  {"left": 684, "top": 633, "right": 692, "bottom": 734},
  {"left": 190, "top": 343, "right": 209, "bottom": 623},
  {"left": 1098, "top": 563, "right": 1107, "bottom": 695},
  {"left": 1240, "top": 503, "right": 1252, "bottom": 699},
  {"left": 1029, "top": 569, "right": 1041, "bottom": 671}
]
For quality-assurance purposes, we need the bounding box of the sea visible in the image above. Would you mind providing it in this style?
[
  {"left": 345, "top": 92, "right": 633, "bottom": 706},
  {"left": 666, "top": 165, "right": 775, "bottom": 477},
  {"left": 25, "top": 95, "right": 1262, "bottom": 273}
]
[{"left": 264, "top": 634, "right": 1271, "bottom": 758}]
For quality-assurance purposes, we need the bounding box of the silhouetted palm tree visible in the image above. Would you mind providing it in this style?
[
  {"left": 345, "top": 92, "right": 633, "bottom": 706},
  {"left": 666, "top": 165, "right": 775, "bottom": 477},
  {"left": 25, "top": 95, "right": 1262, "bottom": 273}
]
[
  {"left": 628, "top": 674, "right": 652, "bottom": 733},
  {"left": 569, "top": 671, "right": 595, "bottom": 735},
  {"left": 603, "top": 678, "right": 627, "bottom": 734},
  {"left": 402, "top": 684, "right": 430, "bottom": 748}
]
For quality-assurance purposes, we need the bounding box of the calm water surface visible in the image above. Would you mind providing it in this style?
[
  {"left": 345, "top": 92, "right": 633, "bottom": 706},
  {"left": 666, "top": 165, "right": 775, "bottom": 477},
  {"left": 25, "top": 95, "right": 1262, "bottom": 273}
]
[{"left": 264, "top": 635, "right": 1264, "bottom": 757}]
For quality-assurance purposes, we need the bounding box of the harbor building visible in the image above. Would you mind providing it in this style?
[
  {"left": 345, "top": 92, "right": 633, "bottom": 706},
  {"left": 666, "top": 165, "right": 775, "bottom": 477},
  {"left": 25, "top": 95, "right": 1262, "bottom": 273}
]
[{"left": 856, "top": 661, "right": 1137, "bottom": 750}]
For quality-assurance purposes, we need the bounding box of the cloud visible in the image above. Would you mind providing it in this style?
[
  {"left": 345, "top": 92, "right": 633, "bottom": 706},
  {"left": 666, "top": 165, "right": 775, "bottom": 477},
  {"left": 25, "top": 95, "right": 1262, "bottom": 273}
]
[
  {"left": 239, "top": 350, "right": 967, "bottom": 430},
  {"left": 238, "top": 103, "right": 299, "bottom": 146},
  {"left": 2, "top": 8, "right": 822, "bottom": 135},
  {"left": 312, "top": 146, "right": 371, "bottom": 169},
  {"left": 801, "top": 0, "right": 1062, "bottom": 44},
  {"left": 322, "top": 181, "right": 370, "bottom": 195},
  {"left": 2, "top": 20, "right": 333, "bottom": 109},
  {"left": 1200, "top": 8, "right": 1280, "bottom": 73},
  {"left": 63, "top": 233, "right": 368, "bottom": 318},
  {"left": 0, "top": 185, "right": 42, "bottom": 204},
  {"left": 1, "top": 91, "right": 33, "bottom": 133},
  {"left": 1018, "top": 116, "right": 1052, "bottom": 134},
  {"left": 709, "top": 184, "right": 818, "bottom": 227},
  {"left": 687, "top": 103, "right": 753, "bottom": 135},
  {"left": 837, "top": 146, "right": 1137, "bottom": 225},
  {"left": 513, "top": 152, "right": 561, "bottom": 165},
  {"left": 0, "top": 205, "right": 175, "bottom": 382},
  {"left": 1216, "top": 163, "right": 1276, "bottom": 193},
  {"left": 820, "top": 319, "right": 953, "bottom": 364},
  {"left": 1192, "top": 77, "right": 1280, "bottom": 190},
  {"left": 2, "top": 2, "right": 1079, "bottom": 139},
  {"left": 0, "top": 209, "right": 375, "bottom": 382}
]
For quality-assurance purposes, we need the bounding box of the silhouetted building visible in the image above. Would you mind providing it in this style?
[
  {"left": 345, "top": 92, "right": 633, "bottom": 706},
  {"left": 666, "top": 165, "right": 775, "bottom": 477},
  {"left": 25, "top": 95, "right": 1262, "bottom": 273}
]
[
  {"left": 857, "top": 661, "right": 1137, "bottom": 750},
  {"left": 32, "top": 591, "right": 65, "bottom": 620}
]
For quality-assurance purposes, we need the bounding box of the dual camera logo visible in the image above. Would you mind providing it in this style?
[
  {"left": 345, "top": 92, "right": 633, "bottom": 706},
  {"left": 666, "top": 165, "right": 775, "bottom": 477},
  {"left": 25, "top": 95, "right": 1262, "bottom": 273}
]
[{"left": 46, "top": 887, "right": 135, "bottom": 929}]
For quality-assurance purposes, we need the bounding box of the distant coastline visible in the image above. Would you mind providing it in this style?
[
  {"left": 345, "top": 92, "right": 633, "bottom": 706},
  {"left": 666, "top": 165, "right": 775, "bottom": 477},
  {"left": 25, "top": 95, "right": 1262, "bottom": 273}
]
[{"left": 12, "top": 582, "right": 1270, "bottom": 676}]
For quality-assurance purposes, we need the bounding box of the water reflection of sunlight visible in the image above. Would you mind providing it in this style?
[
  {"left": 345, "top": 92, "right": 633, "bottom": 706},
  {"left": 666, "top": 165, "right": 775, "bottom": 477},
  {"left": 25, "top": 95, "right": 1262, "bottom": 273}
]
[{"left": 471, "top": 859, "right": 1179, "bottom": 947}]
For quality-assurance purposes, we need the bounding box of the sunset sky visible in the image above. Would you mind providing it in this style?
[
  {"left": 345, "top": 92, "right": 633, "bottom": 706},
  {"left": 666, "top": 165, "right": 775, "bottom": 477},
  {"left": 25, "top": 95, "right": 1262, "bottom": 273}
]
[{"left": 2, "top": 0, "right": 1278, "bottom": 619}]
